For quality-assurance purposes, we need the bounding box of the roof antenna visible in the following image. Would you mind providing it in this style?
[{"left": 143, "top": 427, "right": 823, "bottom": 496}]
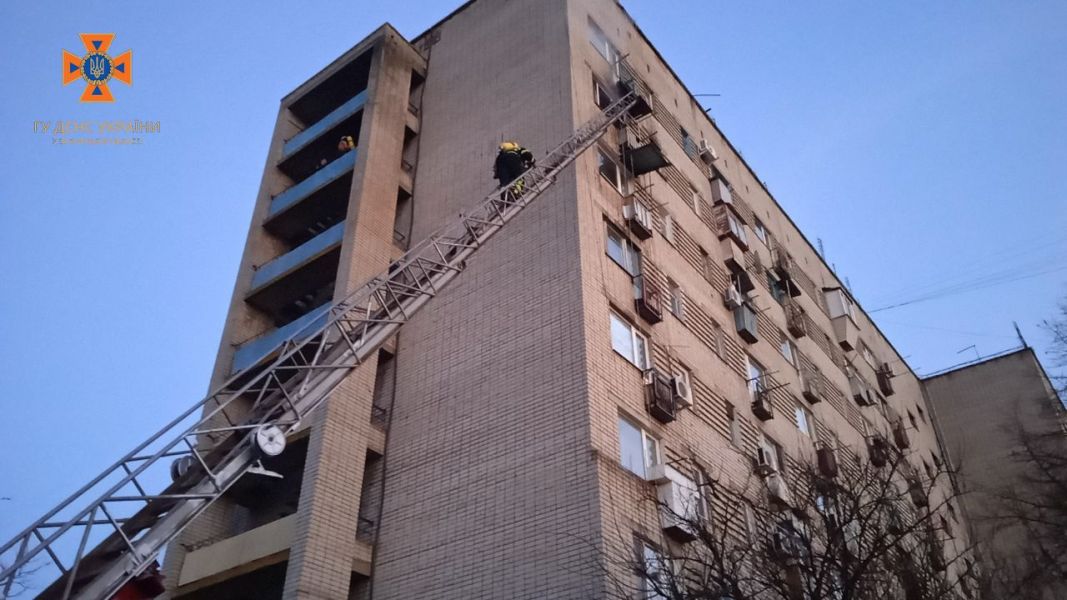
[
  {"left": 957, "top": 345, "right": 979, "bottom": 361},
  {"left": 817, "top": 237, "right": 825, "bottom": 259},
  {"left": 1013, "top": 321, "right": 1029, "bottom": 349}
]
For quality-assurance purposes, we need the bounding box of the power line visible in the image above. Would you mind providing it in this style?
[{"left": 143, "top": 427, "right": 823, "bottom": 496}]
[{"left": 869, "top": 261, "right": 1067, "bottom": 313}]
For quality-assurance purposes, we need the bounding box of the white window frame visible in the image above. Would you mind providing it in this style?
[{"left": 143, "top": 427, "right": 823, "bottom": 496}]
[
  {"left": 667, "top": 279, "right": 685, "bottom": 319},
  {"left": 639, "top": 540, "right": 670, "bottom": 600},
  {"left": 727, "top": 403, "right": 743, "bottom": 448},
  {"left": 743, "top": 502, "right": 758, "bottom": 544},
  {"left": 860, "top": 343, "right": 876, "bottom": 368},
  {"left": 618, "top": 416, "right": 660, "bottom": 478},
  {"left": 610, "top": 311, "right": 650, "bottom": 370},
  {"left": 753, "top": 218, "right": 768, "bottom": 244},
  {"left": 779, "top": 336, "right": 797, "bottom": 368},
  {"left": 747, "top": 356, "right": 766, "bottom": 399},
  {"left": 726, "top": 211, "right": 748, "bottom": 246},
  {"left": 824, "top": 288, "right": 857, "bottom": 322},
  {"left": 588, "top": 19, "right": 619, "bottom": 65},
  {"left": 662, "top": 213, "right": 676, "bottom": 244},
  {"left": 593, "top": 78, "right": 612, "bottom": 110},
  {"left": 795, "top": 403, "right": 815, "bottom": 438},
  {"left": 759, "top": 433, "right": 782, "bottom": 471},
  {"left": 597, "top": 148, "right": 624, "bottom": 194},
  {"left": 606, "top": 222, "right": 641, "bottom": 276},
  {"left": 690, "top": 185, "right": 702, "bottom": 216}
]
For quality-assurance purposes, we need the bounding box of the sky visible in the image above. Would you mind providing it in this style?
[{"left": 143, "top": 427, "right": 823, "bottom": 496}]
[{"left": 0, "top": 0, "right": 1064, "bottom": 583}]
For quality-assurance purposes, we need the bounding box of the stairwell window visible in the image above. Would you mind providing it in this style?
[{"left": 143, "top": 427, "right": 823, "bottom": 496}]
[
  {"left": 606, "top": 222, "right": 641, "bottom": 276},
  {"left": 747, "top": 357, "right": 767, "bottom": 400},
  {"left": 753, "top": 218, "right": 768, "bottom": 244},
  {"left": 779, "top": 335, "right": 797, "bottom": 368},
  {"left": 588, "top": 19, "right": 620, "bottom": 66},
  {"left": 795, "top": 403, "right": 815, "bottom": 438},
  {"left": 662, "top": 213, "right": 676, "bottom": 244},
  {"left": 593, "top": 78, "right": 612, "bottom": 110},
  {"left": 727, "top": 402, "right": 742, "bottom": 448},
  {"left": 598, "top": 148, "right": 624, "bottom": 194},
  {"left": 637, "top": 539, "right": 670, "bottom": 600},
  {"left": 619, "top": 416, "right": 660, "bottom": 478},
  {"left": 667, "top": 279, "right": 685, "bottom": 319},
  {"left": 611, "top": 311, "right": 650, "bottom": 370}
]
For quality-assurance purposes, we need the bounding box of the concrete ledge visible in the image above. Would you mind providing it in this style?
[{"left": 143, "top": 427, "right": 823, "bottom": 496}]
[{"left": 179, "top": 515, "right": 296, "bottom": 587}]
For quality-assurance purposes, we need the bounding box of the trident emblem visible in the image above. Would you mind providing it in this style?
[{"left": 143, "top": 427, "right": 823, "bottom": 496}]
[{"left": 62, "top": 34, "right": 132, "bottom": 103}]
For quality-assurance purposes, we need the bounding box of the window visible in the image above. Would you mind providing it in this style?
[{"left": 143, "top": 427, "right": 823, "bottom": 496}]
[
  {"left": 712, "top": 322, "right": 725, "bottom": 357},
  {"left": 824, "top": 288, "right": 857, "bottom": 321},
  {"left": 667, "top": 279, "right": 684, "bottom": 319},
  {"left": 726, "top": 402, "right": 742, "bottom": 448},
  {"left": 860, "top": 343, "right": 876, "bottom": 368},
  {"left": 795, "top": 403, "right": 815, "bottom": 438},
  {"left": 767, "top": 271, "right": 787, "bottom": 304},
  {"left": 662, "top": 213, "right": 676, "bottom": 244},
  {"left": 593, "top": 78, "right": 612, "bottom": 109},
  {"left": 694, "top": 470, "right": 711, "bottom": 524},
  {"left": 923, "top": 460, "right": 935, "bottom": 480},
  {"left": 610, "top": 311, "right": 650, "bottom": 370},
  {"left": 779, "top": 335, "right": 797, "bottom": 368},
  {"left": 743, "top": 503, "right": 757, "bottom": 543},
  {"left": 753, "top": 218, "right": 768, "bottom": 243},
  {"left": 908, "top": 411, "right": 918, "bottom": 431},
  {"left": 690, "top": 185, "right": 702, "bottom": 216},
  {"left": 916, "top": 404, "right": 927, "bottom": 423},
  {"left": 760, "top": 433, "right": 784, "bottom": 472},
  {"left": 747, "top": 357, "right": 766, "bottom": 399},
  {"left": 588, "top": 19, "right": 619, "bottom": 65},
  {"left": 638, "top": 540, "right": 670, "bottom": 600},
  {"left": 606, "top": 222, "right": 641, "bottom": 276},
  {"left": 724, "top": 211, "right": 748, "bottom": 246},
  {"left": 699, "top": 247, "right": 713, "bottom": 280},
  {"left": 618, "top": 416, "right": 660, "bottom": 478},
  {"left": 598, "top": 148, "right": 624, "bottom": 194}
]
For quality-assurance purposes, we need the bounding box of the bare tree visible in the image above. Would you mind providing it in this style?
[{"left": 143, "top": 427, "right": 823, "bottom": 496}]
[{"left": 600, "top": 442, "right": 978, "bottom": 600}]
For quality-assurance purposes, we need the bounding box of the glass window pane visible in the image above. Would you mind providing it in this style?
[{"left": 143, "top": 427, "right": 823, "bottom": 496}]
[
  {"left": 606, "top": 225, "right": 627, "bottom": 269},
  {"left": 633, "top": 332, "right": 649, "bottom": 370},
  {"left": 611, "top": 313, "right": 634, "bottom": 361},
  {"left": 618, "top": 417, "right": 644, "bottom": 476},
  {"left": 643, "top": 433, "right": 659, "bottom": 469}
]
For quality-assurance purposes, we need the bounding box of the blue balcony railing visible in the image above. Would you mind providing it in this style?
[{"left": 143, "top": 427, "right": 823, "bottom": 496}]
[
  {"left": 250, "top": 221, "right": 345, "bottom": 293},
  {"left": 232, "top": 304, "right": 331, "bottom": 373},
  {"left": 269, "top": 150, "right": 357, "bottom": 219},
  {"left": 282, "top": 90, "right": 368, "bottom": 159}
]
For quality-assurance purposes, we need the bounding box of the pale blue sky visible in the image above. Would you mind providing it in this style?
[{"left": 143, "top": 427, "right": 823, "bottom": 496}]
[{"left": 0, "top": 0, "right": 1064, "bottom": 567}]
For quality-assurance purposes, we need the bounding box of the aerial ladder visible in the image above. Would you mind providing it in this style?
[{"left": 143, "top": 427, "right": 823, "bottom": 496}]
[{"left": 0, "top": 86, "right": 645, "bottom": 600}]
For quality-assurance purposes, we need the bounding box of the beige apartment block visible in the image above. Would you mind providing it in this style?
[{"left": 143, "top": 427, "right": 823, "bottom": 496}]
[
  {"left": 162, "top": 0, "right": 975, "bottom": 598},
  {"left": 923, "top": 348, "right": 1065, "bottom": 596}
]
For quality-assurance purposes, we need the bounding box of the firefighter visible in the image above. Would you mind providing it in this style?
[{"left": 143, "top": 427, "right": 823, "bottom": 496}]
[{"left": 493, "top": 141, "right": 535, "bottom": 196}]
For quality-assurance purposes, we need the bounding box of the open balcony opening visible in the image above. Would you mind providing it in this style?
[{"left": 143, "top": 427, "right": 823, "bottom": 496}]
[
  {"left": 278, "top": 112, "right": 363, "bottom": 184},
  {"left": 227, "top": 436, "right": 310, "bottom": 532},
  {"left": 393, "top": 188, "right": 413, "bottom": 249},
  {"left": 288, "top": 49, "right": 372, "bottom": 127}
]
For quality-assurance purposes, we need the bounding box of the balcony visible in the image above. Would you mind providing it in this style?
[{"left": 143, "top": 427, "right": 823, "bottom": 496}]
[
  {"left": 250, "top": 222, "right": 345, "bottom": 294},
  {"left": 849, "top": 374, "right": 876, "bottom": 407},
  {"left": 800, "top": 369, "right": 823, "bottom": 404},
  {"left": 877, "top": 363, "right": 896, "bottom": 396},
  {"left": 752, "top": 388, "right": 774, "bottom": 421},
  {"left": 785, "top": 300, "right": 807, "bottom": 338},
  {"left": 645, "top": 370, "right": 676, "bottom": 424},
  {"left": 282, "top": 90, "right": 367, "bottom": 161},
  {"left": 817, "top": 443, "right": 839, "bottom": 479},
  {"left": 831, "top": 314, "right": 859, "bottom": 352},
  {"left": 232, "top": 304, "right": 330, "bottom": 373},
  {"left": 269, "top": 150, "right": 357, "bottom": 222},
  {"left": 734, "top": 302, "right": 758, "bottom": 343},
  {"left": 622, "top": 139, "right": 669, "bottom": 176},
  {"left": 714, "top": 203, "right": 749, "bottom": 251},
  {"left": 634, "top": 275, "right": 663, "bottom": 324}
]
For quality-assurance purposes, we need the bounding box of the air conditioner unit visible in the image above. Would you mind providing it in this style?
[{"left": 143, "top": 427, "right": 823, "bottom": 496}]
[
  {"left": 624, "top": 201, "right": 654, "bottom": 240},
  {"left": 697, "top": 139, "right": 718, "bottom": 164},
  {"left": 754, "top": 447, "right": 777, "bottom": 476},
  {"left": 724, "top": 285, "right": 744, "bottom": 309},
  {"left": 766, "top": 472, "right": 794, "bottom": 508},
  {"left": 672, "top": 375, "right": 693, "bottom": 409}
]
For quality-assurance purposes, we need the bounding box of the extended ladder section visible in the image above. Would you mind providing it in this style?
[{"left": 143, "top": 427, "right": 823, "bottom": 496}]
[{"left": 0, "top": 89, "right": 641, "bottom": 600}]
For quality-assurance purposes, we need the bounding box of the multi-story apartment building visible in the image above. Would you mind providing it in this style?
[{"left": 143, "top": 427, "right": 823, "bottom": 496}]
[
  {"left": 161, "top": 1, "right": 972, "bottom": 598},
  {"left": 923, "top": 347, "right": 1065, "bottom": 598}
]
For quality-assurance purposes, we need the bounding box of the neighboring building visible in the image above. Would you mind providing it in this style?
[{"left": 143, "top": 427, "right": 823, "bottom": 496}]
[
  {"left": 923, "top": 347, "right": 1066, "bottom": 595},
  {"left": 162, "top": 1, "right": 971, "bottom": 598}
]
